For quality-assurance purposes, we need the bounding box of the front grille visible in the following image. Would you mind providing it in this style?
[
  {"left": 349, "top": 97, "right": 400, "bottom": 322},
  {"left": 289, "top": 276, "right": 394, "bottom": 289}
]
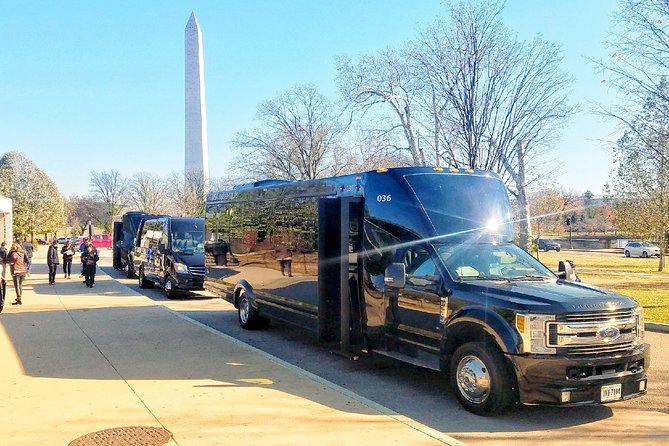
[
  {"left": 547, "top": 309, "right": 640, "bottom": 356},
  {"left": 189, "top": 266, "right": 206, "bottom": 276},
  {"left": 565, "top": 341, "right": 636, "bottom": 356},
  {"left": 563, "top": 309, "right": 634, "bottom": 323}
]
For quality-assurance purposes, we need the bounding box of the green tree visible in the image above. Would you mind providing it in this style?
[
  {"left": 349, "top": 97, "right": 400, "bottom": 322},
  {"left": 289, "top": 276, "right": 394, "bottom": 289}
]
[{"left": 0, "top": 151, "right": 64, "bottom": 240}]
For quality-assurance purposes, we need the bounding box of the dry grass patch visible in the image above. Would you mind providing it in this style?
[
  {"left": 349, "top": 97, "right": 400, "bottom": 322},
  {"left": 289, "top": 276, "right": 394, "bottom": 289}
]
[{"left": 536, "top": 250, "right": 669, "bottom": 323}]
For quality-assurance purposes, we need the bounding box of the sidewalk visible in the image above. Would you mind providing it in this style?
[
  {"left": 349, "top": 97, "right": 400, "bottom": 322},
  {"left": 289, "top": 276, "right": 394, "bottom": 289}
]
[{"left": 0, "top": 249, "right": 462, "bottom": 446}]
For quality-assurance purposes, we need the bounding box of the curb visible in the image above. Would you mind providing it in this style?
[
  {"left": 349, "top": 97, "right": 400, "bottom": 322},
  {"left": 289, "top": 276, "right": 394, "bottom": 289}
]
[{"left": 646, "top": 322, "right": 669, "bottom": 334}]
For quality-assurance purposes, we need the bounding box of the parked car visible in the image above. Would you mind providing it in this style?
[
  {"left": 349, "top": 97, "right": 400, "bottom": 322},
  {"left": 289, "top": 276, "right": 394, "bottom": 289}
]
[
  {"left": 56, "top": 236, "right": 68, "bottom": 244},
  {"left": 534, "top": 238, "right": 561, "bottom": 252},
  {"left": 89, "top": 234, "right": 112, "bottom": 249},
  {"left": 36, "top": 238, "right": 48, "bottom": 245},
  {"left": 624, "top": 241, "right": 661, "bottom": 258}
]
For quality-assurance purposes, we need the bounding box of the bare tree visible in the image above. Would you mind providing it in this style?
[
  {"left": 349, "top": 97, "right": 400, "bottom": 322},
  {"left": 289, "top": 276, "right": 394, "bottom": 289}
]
[
  {"left": 609, "top": 86, "right": 669, "bottom": 271},
  {"left": 129, "top": 172, "right": 169, "bottom": 215},
  {"left": 416, "top": 1, "right": 574, "bottom": 249},
  {"left": 89, "top": 169, "right": 128, "bottom": 232},
  {"left": 234, "top": 84, "right": 345, "bottom": 181},
  {"left": 64, "top": 196, "right": 107, "bottom": 234},
  {"left": 166, "top": 171, "right": 207, "bottom": 217},
  {"left": 336, "top": 49, "right": 427, "bottom": 166}
]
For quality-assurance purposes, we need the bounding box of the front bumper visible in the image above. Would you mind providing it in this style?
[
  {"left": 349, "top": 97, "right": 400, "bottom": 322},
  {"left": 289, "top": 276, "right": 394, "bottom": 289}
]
[
  {"left": 174, "top": 273, "right": 204, "bottom": 291},
  {"left": 508, "top": 343, "right": 650, "bottom": 406}
]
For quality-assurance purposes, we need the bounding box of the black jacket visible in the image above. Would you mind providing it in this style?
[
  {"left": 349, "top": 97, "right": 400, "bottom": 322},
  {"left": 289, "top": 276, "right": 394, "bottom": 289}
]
[
  {"left": 61, "top": 244, "right": 75, "bottom": 260},
  {"left": 47, "top": 244, "right": 60, "bottom": 266},
  {"left": 81, "top": 251, "right": 99, "bottom": 274}
]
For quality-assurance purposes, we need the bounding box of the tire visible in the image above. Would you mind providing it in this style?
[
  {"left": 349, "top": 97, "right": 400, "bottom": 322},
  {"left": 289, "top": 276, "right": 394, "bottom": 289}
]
[
  {"left": 126, "top": 256, "right": 136, "bottom": 278},
  {"left": 543, "top": 248, "right": 549, "bottom": 252},
  {"left": 237, "top": 290, "right": 268, "bottom": 330},
  {"left": 164, "top": 275, "right": 179, "bottom": 299},
  {"left": 642, "top": 251, "right": 648, "bottom": 258},
  {"left": 625, "top": 250, "right": 631, "bottom": 258},
  {"left": 555, "top": 246, "right": 561, "bottom": 252},
  {"left": 450, "top": 341, "right": 514, "bottom": 416},
  {"left": 138, "top": 268, "right": 154, "bottom": 289}
]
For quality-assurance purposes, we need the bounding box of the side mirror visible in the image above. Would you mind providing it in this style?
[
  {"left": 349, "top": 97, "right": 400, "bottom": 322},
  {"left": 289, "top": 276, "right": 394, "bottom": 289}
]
[
  {"left": 557, "top": 260, "right": 579, "bottom": 282},
  {"left": 384, "top": 263, "right": 406, "bottom": 288}
]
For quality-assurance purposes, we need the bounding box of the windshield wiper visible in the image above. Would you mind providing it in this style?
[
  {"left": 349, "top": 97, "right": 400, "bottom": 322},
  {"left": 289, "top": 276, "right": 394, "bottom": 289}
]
[
  {"left": 460, "top": 274, "right": 510, "bottom": 282},
  {"left": 507, "top": 274, "right": 550, "bottom": 282}
]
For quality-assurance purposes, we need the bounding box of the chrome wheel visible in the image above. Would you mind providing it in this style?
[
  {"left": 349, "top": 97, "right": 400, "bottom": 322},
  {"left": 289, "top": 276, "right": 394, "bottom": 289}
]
[
  {"left": 239, "top": 293, "right": 250, "bottom": 325},
  {"left": 456, "top": 354, "right": 491, "bottom": 404}
]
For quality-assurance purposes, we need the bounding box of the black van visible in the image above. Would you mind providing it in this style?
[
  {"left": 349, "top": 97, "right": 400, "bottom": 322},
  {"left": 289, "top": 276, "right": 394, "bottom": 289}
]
[{"left": 133, "top": 217, "right": 206, "bottom": 298}]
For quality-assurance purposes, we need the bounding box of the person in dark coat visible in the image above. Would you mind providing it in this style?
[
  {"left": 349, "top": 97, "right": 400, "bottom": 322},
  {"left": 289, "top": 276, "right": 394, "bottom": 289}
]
[
  {"left": 6, "top": 243, "right": 28, "bottom": 305},
  {"left": 61, "top": 240, "right": 75, "bottom": 279},
  {"left": 81, "top": 245, "right": 100, "bottom": 288},
  {"left": 47, "top": 239, "right": 60, "bottom": 285},
  {"left": 22, "top": 238, "right": 34, "bottom": 275},
  {"left": 0, "top": 242, "right": 6, "bottom": 313}
]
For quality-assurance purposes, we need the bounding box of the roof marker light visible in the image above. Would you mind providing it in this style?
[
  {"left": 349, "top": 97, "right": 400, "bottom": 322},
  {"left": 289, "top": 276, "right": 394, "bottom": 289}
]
[
  {"left": 377, "top": 167, "right": 388, "bottom": 173},
  {"left": 434, "top": 166, "right": 443, "bottom": 171},
  {"left": 465, "top": 168, "right": 474, "bottom": 173},
  {"left": 449, "top": 167, "right": 459, "bottom": 173}
]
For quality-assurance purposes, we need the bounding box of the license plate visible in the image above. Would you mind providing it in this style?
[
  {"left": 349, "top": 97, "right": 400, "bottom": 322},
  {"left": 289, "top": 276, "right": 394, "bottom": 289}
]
[{"left": 601, "top": 383, "right": 622, "bottom": 402}]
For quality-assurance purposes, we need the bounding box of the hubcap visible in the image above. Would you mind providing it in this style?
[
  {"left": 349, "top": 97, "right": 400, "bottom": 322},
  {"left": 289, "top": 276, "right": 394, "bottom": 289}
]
[
  {"left": 456, "top": 355, "right": 491, "bottom": 404},
  {"left": 239, "top": 295, "right": 249, "bottom": 324},
  {"left": 165, "top": 278, "right": 172, "bottom": 291}
]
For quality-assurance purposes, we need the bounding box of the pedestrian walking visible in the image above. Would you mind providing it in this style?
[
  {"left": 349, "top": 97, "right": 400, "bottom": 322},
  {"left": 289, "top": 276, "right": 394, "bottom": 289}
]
[
  {"left": 0, "top": 242, "right": 6, "bottom": 313},
  {"left": 0, "top": 242, "right": 7, "bottom": 263},
  {"left": 61, "top": 240, "right": 75, "bottom": 279},
  {"left": 275, "top": 241, "right": 294, "bottom": 277},
  {"left": 6, "top": 243, "right": 28, "bottom": 305},
  {"left": 81, "top": 245, "right": 99, "bottom": 288},
  {"left": 47, "top": 239, "right": 60, "bottom": 285},
  {"left": 22, "top": 237, "right": 33, "bottom": 275},
  {"left": 79, "top": 237, "right": 88, "bottom": 277}
]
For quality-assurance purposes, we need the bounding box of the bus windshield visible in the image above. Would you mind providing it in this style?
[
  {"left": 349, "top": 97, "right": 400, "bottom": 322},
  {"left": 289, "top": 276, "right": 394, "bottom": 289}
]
[
  {"left": 403, "top": 173, "right": 514, "bottom": 242},
  {"left": 436, "top": 243, "right": 555, "bottom": 281},
  {"left": 170, "top": 221, "right": 205, "bottom": 254}
]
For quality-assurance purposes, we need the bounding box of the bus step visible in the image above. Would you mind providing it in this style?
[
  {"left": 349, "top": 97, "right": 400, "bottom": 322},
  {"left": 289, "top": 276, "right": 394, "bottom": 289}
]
[{"left": 372, "top": 349, "right": 440, "bottom": 371}]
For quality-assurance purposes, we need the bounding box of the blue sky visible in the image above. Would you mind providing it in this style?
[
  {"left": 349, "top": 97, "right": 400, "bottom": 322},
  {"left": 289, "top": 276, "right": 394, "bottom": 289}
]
[{"left": 0, "top": 0, "right": 619, "bottom": 197}]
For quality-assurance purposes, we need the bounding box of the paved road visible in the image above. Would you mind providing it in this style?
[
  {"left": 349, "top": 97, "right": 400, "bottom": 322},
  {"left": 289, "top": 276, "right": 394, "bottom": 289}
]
[{"left": 100, "top": 261, "right": 669, "bottom": 445}]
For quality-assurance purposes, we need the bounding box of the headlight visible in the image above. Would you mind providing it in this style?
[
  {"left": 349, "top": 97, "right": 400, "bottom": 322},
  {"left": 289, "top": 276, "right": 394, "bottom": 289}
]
[
  {"left": 515, "top": 313, "right": 556, "bottom": 354},
  {"left": 633, "top": 305, "right": 645, "bottom": 343},
  {"left": 174, "top": 262, "right": 189, "bottom": 273}
]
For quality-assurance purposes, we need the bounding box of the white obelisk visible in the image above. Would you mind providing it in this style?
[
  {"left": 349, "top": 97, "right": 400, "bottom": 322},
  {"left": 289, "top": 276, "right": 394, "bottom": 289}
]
[{"left": 185, "top": 12, "right": 209, "bottom": 187}]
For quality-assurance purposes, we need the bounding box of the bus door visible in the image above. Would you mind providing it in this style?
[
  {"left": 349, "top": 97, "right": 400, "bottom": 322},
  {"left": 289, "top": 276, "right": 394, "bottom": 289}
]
[{"left": 317, "top": 197, "right": 363, "bottom": 351}]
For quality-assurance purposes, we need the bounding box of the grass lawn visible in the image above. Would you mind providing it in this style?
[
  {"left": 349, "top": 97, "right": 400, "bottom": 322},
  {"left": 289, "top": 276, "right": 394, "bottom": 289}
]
[{"left": 536, "top": 250, "right": 669, "bottom": 324}]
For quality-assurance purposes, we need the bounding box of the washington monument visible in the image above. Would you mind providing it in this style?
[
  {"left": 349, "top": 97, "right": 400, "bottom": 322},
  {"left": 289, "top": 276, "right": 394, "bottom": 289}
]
[{"left": 185, "top": 12, "right": 209, "bottom": 186}]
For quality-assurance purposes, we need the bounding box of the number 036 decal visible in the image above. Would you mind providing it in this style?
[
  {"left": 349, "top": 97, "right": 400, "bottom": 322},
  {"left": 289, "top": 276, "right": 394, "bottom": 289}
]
[{"left": 376, "top": 194, "right": 392, "bottom": 202}]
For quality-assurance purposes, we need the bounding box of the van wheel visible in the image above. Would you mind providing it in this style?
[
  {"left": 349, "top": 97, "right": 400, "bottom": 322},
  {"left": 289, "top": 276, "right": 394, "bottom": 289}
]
[
  {"left": 164, "top": 275, "right": 179, "bottom": 299},
  {"left": 450, "top": 342, "right": 513, "bottom": 416},
  {"left": 138, "top": 268, "right": 154, "bottom": 289},
  {"left": 624, "top": 250, "right": 631, "bottom": 257},
  {"left": 237, "top": 290, "right": 268, "bottom": 330},
  {"left": 127, "top": 256, "right": 136, "bottom": 278},
  {"left": 642, "top": 251, "right": 648, "bottom": 258}
]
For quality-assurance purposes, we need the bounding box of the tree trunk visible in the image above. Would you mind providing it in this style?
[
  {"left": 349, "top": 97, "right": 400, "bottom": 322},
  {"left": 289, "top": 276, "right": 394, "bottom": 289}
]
[
  {"left": 659, "top": 225, "right": 666, "bottom": 272},
  {"left": 515, "top": 141, "right": 532, "bottom": 251}
]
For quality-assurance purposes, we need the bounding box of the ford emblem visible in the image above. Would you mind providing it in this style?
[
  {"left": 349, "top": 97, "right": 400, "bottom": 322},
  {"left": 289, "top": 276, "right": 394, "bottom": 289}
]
[{"left": 597, "top": 326, "right": 620, "bottom": 340}]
